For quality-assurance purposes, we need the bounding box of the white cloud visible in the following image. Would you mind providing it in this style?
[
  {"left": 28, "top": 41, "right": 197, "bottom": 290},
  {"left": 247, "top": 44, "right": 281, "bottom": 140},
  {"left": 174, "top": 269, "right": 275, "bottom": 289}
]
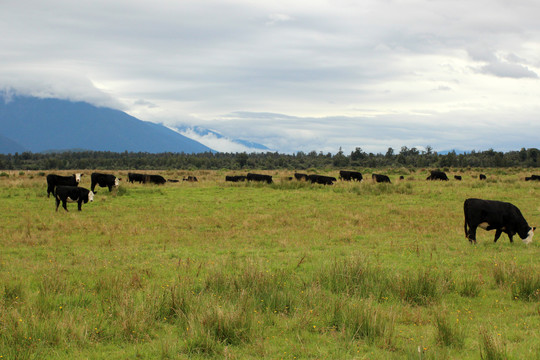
[{"left": 1, "top": 0, "right": 540, "bottom": 153}]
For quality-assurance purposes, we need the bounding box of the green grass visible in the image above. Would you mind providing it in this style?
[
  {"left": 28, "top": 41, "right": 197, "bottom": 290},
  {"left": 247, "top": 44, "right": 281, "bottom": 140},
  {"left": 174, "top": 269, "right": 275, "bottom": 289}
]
[{"left": 0, "top": 169, "right": 539, "bottom": 359}]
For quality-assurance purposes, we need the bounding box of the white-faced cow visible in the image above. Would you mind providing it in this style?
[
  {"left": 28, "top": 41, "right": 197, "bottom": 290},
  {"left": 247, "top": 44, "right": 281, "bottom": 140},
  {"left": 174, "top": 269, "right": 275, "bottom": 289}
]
[
  {"left": 464, "top": 198, "right": 535, "bottom": 244},
  {"left": 90, "top": 172, "right": 119, "bottom": 193},
  {"left": 46, "top": 173, "right": 82, "bottom": 197},
  {"left": 55, "top": 186, "right": 94, "bottom": 212}
]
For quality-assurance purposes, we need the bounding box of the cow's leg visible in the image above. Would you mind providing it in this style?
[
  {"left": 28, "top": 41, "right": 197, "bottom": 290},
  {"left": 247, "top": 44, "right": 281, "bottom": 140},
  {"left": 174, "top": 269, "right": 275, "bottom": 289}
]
[
  {"left": 467, "top": 226, "right": 477, "bottom": 244},
  {"left": 55, "top": 197, "right": 60, "bottom": 211},
  {"left": 62, "top": 200, "right": 68, "bottom": 212},
  {"left": 494, "top": 229, "right": 502, "bottom": 243},
  {"left": 507, "top": 232, "right": 514, "bottom": 243},
  {"left": 78, "top": 200, "right": 83, "bottom": 211},
  {"left": 108, "top": 185, "right": 112, "bottom": 192}
]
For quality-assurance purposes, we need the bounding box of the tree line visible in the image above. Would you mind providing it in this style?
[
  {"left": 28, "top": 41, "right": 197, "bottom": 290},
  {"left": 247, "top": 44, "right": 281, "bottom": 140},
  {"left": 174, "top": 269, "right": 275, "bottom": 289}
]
[{"left": 0, "top": 147, "right": 538, "bottom": 170}]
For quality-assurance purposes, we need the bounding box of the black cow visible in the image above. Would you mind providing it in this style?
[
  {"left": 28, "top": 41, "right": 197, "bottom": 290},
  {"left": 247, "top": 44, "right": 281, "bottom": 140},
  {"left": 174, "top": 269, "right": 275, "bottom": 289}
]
[
  {"left": 167, "top": 179, "right": 180, "bottom": 183},
  {"left": 294, "top": 173, "right": 309, "bottom": 181},
  {"left": 55, "top": 186, "right": 94, "bottom": 212},
  {"left": 426, "top": 170, "right": 449, "bottom": 181},
  {"left": 226, "top": 175, "right": 247, "bottom": 182},
  {"left": 372, "top": 174, "right": 391, "bottom": 183},
  {"left": 399, "top": 176, "right": 405, "bottom": 180},
  {"left": 340, "top": 170, "right": 363, "bottom": 182},
  {"left": 128, "top": 172, "right": 145, "bottom": 183},
  {"left": 308, "top": 174, "right": 336, "bottom": 185},
  {"left": 46, "top": 173, "right": 82, "bottom": 197},
  {"left": 183, "top": 176, "right": 198, "bottom": 182},
  {"left": 145, "top": 174, "right": 167, "bottom": 185},
  {"left": 479, "top": 174, "right": 487, "bottom": 180},
  {"left": 525, "top": 175, "right": 540, "bottom": 181},
  {"left": 464, "top": 198, "right": 535, "bottom": 244},
  {"left": 91, "top": 172, "right": 119, "bottom": 193},
  {"left": 247, "top": 173, "right": 273, "bottom": 184},
  {"left": 454, "top": 175, "right": 462, "bottom": 180}
]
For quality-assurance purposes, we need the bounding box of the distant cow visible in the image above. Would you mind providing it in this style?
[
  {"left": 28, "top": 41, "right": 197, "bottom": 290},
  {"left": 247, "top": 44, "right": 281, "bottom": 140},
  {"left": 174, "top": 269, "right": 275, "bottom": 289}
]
[
  {"left": 372, "top": 174, "right": 391, "bottom": 183},
  {"left": 426, "top": 170, "right": 449, "bottom": 181},
  {"left": 167, "top": 179, "right": 180, "bottom": 183},
  {"left": 128, "top": 172, "right": 145, "bottom": 183},
  {"left": 399, "top": 176, "right": 405, "bottom": 180},
  {"left": 90, "top": 172, "right": 119, "bottom": 193},
  {"left": 525, "top": 175, "right": 540, "bottom": 181},
  {"left": 454, "top": 175, "right": 462, "bottom": 180},
  {"left": 294, "top": 173, "right": 309, "bottom": 181},
  {"left": 479, "top": 174, "right": 487, "bottom": 180},
  {"left": 145, "top": 174, "right": 167, "bottom": 185},
  {"left": 340, "top": 170, "right": 363, "bottom": 182},
  {"left": 46, "top": 173, "right": 82, "bottom": 197},
  {"left": 308, "top": 174, "right": 336, "bottom": 185},
  {"left": 183, "top": 176, "right": 198, "bottom": 182},
  {"left": 226, "top": 175, "right": 247, "bottom": 182},
  {"left": 464, "top": 198, "right": 535, "bottom": 244},
  {"left": 247, "top": 173, "right": 273, "bottom": 184},
  {"left": 55, "top": 186, "right": 94, "bottom": 212}
]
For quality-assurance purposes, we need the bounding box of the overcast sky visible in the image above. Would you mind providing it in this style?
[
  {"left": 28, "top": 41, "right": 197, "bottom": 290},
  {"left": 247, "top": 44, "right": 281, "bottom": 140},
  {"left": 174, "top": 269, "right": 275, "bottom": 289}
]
[{"left": 1, "top": 0, "right": 539, "bottom": 153}]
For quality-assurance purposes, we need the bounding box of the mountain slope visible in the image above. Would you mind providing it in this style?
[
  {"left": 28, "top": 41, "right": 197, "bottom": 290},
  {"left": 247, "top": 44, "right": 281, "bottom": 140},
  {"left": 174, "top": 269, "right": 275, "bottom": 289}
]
[{"left": 0, "top": 96, "right": 214, "bottom": 154}]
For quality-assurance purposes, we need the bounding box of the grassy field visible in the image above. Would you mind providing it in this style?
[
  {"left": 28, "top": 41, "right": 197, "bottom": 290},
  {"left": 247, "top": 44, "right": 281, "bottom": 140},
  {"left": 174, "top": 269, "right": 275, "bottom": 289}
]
[{"left": 0, "top": 168, "right": 539, "bottom": 359}]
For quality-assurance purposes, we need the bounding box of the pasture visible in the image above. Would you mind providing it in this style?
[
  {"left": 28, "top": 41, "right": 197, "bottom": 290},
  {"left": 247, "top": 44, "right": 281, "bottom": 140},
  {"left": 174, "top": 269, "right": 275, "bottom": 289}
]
[{"left": 0, "top": 169, "right": 539, "bottom": 359}]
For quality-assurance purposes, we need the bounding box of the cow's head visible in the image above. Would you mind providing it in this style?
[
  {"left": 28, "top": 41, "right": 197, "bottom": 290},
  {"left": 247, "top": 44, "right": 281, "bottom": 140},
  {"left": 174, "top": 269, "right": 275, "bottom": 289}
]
[
  {"left": 115, "top": 178, "right": 120, "bottom": 187},
  {"left": 75, "top": 173, "right": 83, "bottom": 183},
  {"left": 523, "top": 226, "right": 535, "bottom": 244},
  {"left": 88, "top": 191, "right": 94, "bottom": 203}
]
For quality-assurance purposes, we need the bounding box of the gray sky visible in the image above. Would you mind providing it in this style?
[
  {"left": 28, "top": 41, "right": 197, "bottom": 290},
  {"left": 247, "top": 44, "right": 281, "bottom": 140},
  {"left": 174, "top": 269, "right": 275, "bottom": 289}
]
[{"left": 1, "top": 0, "right": 539, "bottom": 153}]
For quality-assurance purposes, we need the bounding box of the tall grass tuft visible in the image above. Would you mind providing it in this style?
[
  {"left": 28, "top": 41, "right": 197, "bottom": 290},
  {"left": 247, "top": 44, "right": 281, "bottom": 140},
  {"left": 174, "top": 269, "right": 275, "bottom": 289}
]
[
  {"left": 458, "top": 276, "right": 482, "bottom": 298},
  {"left": 510, "top": 272, "right": 540, "bottom": 302},
  {"left": 317, "top": 258, "right": 391, "bottom": 300},
  {"left": 434, "top": 311, "right": 465, "bottom": 348},
  {"left": 398, "top": 270, "right": 440, "bottom": 306},
  {"left": 326, "top": 298, "right": 395, "bottom": 345},
  {"left": 479, "top": 327, "right": 507, "bottom": 360}
]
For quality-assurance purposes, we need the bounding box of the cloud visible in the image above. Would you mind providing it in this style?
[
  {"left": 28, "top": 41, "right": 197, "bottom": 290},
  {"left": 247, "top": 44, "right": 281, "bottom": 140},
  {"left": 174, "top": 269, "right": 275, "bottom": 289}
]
[{"left": 1, "top": 0, "right": 540, "bottom": 154}]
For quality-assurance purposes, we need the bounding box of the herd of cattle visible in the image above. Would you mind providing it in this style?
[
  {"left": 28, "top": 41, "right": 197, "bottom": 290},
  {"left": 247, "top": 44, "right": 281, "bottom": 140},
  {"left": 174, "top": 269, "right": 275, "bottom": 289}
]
[{"left": 44, "top": 169, "right": 537, "bottom": 245}]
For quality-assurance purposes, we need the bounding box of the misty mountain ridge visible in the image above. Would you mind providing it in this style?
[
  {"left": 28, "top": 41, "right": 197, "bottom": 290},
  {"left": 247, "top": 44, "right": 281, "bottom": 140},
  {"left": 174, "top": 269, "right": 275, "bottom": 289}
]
[
  {"left": 174, "top": 125, "right": 270, "bottom": 152},
  {"left": 0, "top": 96, "right": 214, "bottom": 154}
]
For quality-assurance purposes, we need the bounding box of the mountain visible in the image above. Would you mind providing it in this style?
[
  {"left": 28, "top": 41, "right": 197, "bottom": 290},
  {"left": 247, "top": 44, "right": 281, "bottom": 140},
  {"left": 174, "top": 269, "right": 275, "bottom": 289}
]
[
  {"left": 175, "top": 125, "right": 270, "bottom": 152},
  {"left": 0, "top": 96, "right": 214, "bottom": 154}
]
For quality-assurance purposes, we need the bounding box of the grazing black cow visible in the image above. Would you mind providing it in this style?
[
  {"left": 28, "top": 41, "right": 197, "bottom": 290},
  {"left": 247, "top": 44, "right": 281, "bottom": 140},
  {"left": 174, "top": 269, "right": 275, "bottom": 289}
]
[
  {"left": 128, "top": 172, "right": 145, "bottom": 183},
  {"left": 372, "top": 174, "right": 391, "bottom": 183},
  {"left": 426, "top": 170, "right": 449, "bottom": 181},
  {"left": 46, "top": 173, "right": 82, "bottom": 197},
  {"left": 479, "top": 174, "right": 487, "bottom": 180},
  {"left": 294, "top": 173, "right": 309, "bottom": 181},
  {"left": 55, "top": 186, "right": 94, "bottom": 212},
  {"left": 183, "top": 176, "right": 198, "bottom": 182},
  {"left": 399, "top": 176, "right": 405, "bottom": 180},
  {"left": 145, "top": 174, "right": 167, "bottom": 185},
  {"left": 464, "top": 198, "right": 535, "bottom": 244},
  {"left": 454, "top": 175, "right": 462, "bottom": 180},
  {"left": 339, "top": 170, "right": 363, "bottom": 182},
  {"left": 308, "top": 174, "right": 336, "bottom": 185},
  {"left": 525, "top": 175, "right": 540, "bottom": 181},
  {"left": 90, "top": 172, "right": 119, "bottom": 193},
  {"left": 247, "top": 173, "right": 273, "bottom": 184},
  {"left": 167, "top": 179, "right": 180, "bottom": 183},
  {"left": 226, "top": 175, "right": 247, "bottom": 182}
]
